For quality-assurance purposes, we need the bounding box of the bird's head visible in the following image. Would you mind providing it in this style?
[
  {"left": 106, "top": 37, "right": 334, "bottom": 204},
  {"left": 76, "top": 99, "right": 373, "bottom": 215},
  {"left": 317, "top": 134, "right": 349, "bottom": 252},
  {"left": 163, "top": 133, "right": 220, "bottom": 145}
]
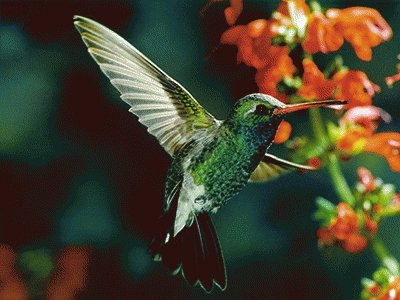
[{"left": 226, "top": 93, "right": 346, "bottom": 137}]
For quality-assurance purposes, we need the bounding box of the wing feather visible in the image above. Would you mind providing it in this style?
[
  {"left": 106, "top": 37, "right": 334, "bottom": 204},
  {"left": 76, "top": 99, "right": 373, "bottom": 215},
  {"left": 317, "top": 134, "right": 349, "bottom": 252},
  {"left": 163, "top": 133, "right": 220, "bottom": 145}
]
[
  {"left": 249, "top": 153, "right": 315, "bottom": 182},
  {"left": 74, "top": 15, "right": 219, "bottom": 156}
]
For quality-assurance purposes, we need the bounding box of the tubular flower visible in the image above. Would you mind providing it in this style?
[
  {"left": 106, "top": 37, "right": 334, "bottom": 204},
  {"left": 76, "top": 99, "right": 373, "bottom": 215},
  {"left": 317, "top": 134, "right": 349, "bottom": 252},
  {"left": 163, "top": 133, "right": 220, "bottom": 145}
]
[
  {"left": 221, "top": 19, "right": 289, "bottom": 70},
  {"left": 297, "top": 58, "right": 335, "bottom": 100},
  {"left": 336, "top": 106, "right": 384, "bottom": 152},
  {"left": 335, "top": 107, "right": 375, "bottom": 153},
  {"left": 339, "top": 106, "right": 390, "bottom": 133},
  {"left": 364, "top": 133, "right": 400, "bottom": 172},
  {"left": 0, "top": 245, "right": 28, "bottom": 299},
  {"left": 317, "top": 202, "right": 368, "bottom": 254},
  {"left": 224, "top": 0, "right": 243, "bottom": 26},
  {"left": 385, "top": 62, "right": 400, "bottom": 87},
  {"left": 335, "top": 106, "right": 393, "bottom": 157},
  {"left": 326, "top": 7, "right": 392, "bottom": 61},
  {"left": 333, "top": 70, "right": 380, "bottom": 108},
  {"left": 274, "top": 120, "right": 292, "bottom": 144},
  {"left": 255, "top": 46, "right": 296, "bottom": 102},
  {"left": 302, "top": 12, "right": 344, "bottom": 54},
  {"left": 273, "top": 0, "right": 310, "bottom": 39},
  {"left": 362, "top": 276, "right": 400, "bottom": 300},
  {"left": 329, "top": 202, "right": 359, "bottom": 240},
  {"left": 358, "top": 167, "right": 376, "bottom": 192},
  {"left": 47, "top": 247, "right": 91, "bottom": 299}
]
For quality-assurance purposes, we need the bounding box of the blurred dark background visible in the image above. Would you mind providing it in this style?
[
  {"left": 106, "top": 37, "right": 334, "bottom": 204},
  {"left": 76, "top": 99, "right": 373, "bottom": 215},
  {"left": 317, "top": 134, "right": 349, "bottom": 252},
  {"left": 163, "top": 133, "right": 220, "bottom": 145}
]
[{"left": 0, "top": 0, "right": 399, "bottom": 299}]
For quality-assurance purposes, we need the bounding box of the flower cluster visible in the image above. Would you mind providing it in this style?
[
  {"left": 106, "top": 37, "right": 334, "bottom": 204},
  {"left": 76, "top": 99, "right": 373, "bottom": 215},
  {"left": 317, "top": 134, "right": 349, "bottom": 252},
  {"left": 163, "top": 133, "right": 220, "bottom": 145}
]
[
  {"left": 220, "top": 0, "right": 394, "bottom": 145},
  {"left": 361, "top": 258, "right": 400, "bottom": 299},
  {"left": 303, "top": 6, "right": 392, "bottom": 61},
  {"left": 217, "top": 0, "right": 399, "bottom": 296},
  {"left": 315, "top": 201, "right": 369, "bottom": 253},
  {"left": 328, "top": 106, "right": 400, "bottom": 172},
  {"left": 315, "top": 167, "right": 399, "bottom": 254},
  {"left": 385, "top": 55, "right": 400, "bottom": 87},
  {"left": 0, "top": 245, "right": 90, "bottom": 299}
]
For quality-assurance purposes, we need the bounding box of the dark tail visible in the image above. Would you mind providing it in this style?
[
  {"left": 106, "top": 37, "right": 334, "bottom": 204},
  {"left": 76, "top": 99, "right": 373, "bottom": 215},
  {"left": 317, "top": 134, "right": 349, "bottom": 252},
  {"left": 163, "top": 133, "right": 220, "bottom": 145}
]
[{"left": 149, "top": 205, "right": 226, "bottom": 292}]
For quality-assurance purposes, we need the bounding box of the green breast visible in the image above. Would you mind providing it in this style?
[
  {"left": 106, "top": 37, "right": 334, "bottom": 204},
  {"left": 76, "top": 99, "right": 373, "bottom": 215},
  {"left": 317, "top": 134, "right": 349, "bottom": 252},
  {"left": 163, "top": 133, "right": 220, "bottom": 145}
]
[{"left": 188, "top": 128, "right": 261, "bottom": 208}]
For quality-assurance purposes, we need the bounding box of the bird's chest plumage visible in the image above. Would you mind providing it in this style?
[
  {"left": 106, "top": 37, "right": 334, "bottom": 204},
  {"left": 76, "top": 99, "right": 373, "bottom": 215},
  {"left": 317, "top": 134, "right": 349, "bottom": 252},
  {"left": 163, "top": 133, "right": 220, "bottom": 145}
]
[{"left": 186, "top": 131, "right": 264, "bottom": 211}]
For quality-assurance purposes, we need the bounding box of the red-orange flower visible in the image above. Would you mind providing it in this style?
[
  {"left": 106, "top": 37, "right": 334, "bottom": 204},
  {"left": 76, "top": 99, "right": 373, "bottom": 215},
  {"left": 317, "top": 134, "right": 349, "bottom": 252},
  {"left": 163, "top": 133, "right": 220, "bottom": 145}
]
[
  {"left": 275, "top": 0, "right": 310, "bottom": 18},
  {"left": 255, "top": 46, "right": 296, "bottom": 102},
  {"left": 385, "top": 62, "right": 400, "bottom": 87},
  {"left": 302, "top": 12, "right": 344, "bottom": 54},
  {"left": 308, "top": 157, "right": 322, "bottom": 169},
  {"left": 333, "top": 70, "right": 380, "bottom": 108},
  {"left": 335, "top": 107, "right": 399, "bottom": 172},
  {"left": 364, "top": 133, "right": 400, "bottom": 172},
  {"left": 329, "top": 202, "right": 359, "bottom": 240},
  {"left": 297, "top": 58, "right": 335, "bottom": 100},
  {"left": 340, "top": 106, "right": 389, "bottom": 133},
  {"left": 326, "top": 7, "right": 392, "bottom": 61},
  {"left": 224, "top": 0, "right": 243, "bottom": 25},
  {"left": 340, "top": 233, "right": 368, "bottom": 253},
  {"left": 364, "top": 212, "right": 378, "bottom": 235},
  {"left": 336, "top": 106, "right": 387, "bottom": 151},
  {"left": 358, "top": 167, "right": 376, "bottom": 192},
  {"left": 221, "top": 19, "right": 285, "bottom": 70},
  {"left": 317, "top": 202, "right": 369, "bottom": 253},
  {"left": 316, "top": 227, "right": 335, "bottom": 245},
  {"left": 0, "top": 245, "right": 28, "bottom": 299},
  {"left": 47, "top": 247, "right": 91, "bottom": 299},
  {"left": 378, "top": 277, "right": 400, "bottom": 300},
  {"left": 274, "top": 120, "right": 292, "bottom": 144}
]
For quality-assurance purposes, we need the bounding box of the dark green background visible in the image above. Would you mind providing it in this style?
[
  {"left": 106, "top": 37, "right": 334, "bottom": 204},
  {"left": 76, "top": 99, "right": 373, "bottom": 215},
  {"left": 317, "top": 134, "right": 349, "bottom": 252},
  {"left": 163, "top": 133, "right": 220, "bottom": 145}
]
[{"left": 1, "top": 0, "right": 399, "bottom": 298}]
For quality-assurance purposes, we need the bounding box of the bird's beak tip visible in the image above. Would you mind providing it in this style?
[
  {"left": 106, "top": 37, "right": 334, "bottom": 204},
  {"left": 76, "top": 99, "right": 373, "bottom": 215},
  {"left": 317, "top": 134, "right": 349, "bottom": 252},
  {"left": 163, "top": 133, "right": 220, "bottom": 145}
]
[{"left": 274, "top": 99, "right": 348, "bottom": 115}]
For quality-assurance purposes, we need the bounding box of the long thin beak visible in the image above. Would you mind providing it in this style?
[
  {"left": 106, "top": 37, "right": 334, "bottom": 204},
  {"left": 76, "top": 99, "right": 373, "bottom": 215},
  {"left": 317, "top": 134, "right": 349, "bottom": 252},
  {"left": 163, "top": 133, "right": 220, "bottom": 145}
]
[{"left": 274, "top": 99, "right": 348, "bottom": 115}]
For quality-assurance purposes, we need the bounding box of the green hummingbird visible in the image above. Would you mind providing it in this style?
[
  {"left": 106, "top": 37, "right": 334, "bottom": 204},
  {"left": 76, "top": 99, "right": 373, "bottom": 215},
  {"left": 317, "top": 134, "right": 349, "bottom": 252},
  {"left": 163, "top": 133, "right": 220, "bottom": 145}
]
[{"left": 74, "top": 16, "right": 346, "bottom": 292}]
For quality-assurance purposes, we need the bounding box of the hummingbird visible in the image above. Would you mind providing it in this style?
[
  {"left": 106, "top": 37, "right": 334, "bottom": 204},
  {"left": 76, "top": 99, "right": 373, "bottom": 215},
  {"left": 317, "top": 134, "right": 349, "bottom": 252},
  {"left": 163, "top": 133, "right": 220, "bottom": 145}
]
[{"left": 74, "top": 16, "right": 346, "bottom": 292}]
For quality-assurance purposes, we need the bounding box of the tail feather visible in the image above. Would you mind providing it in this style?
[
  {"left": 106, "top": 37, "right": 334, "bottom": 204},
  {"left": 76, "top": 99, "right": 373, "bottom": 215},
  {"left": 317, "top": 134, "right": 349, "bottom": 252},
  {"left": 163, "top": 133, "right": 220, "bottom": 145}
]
[{"left": 149, "top": 207, "right": 226, "bottom": 292}]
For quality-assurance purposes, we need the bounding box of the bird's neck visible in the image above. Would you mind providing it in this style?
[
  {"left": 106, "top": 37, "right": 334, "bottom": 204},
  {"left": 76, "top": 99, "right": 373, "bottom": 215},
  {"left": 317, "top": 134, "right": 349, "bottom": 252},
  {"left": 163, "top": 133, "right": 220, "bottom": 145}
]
[{"left": 222, "top": 120, "right": 279, "bottom": 165}]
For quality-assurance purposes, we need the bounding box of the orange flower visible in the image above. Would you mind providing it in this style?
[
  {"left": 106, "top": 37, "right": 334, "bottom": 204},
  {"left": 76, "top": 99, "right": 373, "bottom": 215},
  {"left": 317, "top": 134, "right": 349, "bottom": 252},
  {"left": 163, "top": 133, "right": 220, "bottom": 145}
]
[
  {"left": 340, "top": 106, "right": 389, "bottom": 133},
  {"left": 336, "top": 106, "right": 390, "bottom": 153},
  {"left": 364, "top": 212, "right": 378, "bottom": 235},
  {"left": 316, "top": 227, "right": 335, "bottom": 245},
  {"left": 308, "top": 157, "right": 322, "bottom": 169},
  {"left": 329, "top": 202, "right": 359, "bottom": 240},
  {"left": 275, "top": 0, "right": 310, "bottom": 18},
  {"left": 340, "top": 233, "right": 368, "bottom": 253},
  {"left": 224, "top": 0, "right": 243, "bottom": 25},
  {"left": 47, "top": 247, "right": 91, "bottom": 299},
  {"left": 302, "top": 12, "right": 343, "bottom": 54},
  {"left": 271, "top": 0, "right": 310, "bottom": 44},
  {"left": 385, "top": 62, "right": 400, "bottom": 87},
  {"left": 297, "top": 58, "right": 335, "bottom": 100},
  {"left": 0, "top": 245, "right": 28, "bottom": 299},
  {"left": 364, "top": 133, "right": 400, "bottom": 172},
  {"left": 274, "top": 120, "right": 292, "bottom": 144},
  {"left": 378, "top": 277, "right": 400, "bottom": 300},
  {"left": 358, "top": 167, "right": 376, "bottom": 192},
  {"left": 317, "top": 202, "right": 369, "bottom": 253},
  {"left": 326, "top": 7, "right": 392, "bottom": 61},
  {"left": 221, "top": 19, "right": 284, "bottom": 70},
  {"left": 255, "top": 46, "right": 296, "bottom": 102},
  {"left": 333, "top": 70, "right": 380, "bottom": 108}
]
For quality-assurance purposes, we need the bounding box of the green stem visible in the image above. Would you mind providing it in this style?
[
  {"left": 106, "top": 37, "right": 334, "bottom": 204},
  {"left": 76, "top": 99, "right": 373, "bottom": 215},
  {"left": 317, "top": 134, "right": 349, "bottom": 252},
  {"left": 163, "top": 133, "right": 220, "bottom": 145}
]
[
  {"left": 326, "top": 153, "right": 355, "bottom": 206},
  {"left": 309, "top": 107, "right": 326, "bottom": 142},
  {"left": 309, "top": 107, "right": 355, "bottom": 206},
  {"left": 372, "top": 239, "right": 390, "bottom": 263}
]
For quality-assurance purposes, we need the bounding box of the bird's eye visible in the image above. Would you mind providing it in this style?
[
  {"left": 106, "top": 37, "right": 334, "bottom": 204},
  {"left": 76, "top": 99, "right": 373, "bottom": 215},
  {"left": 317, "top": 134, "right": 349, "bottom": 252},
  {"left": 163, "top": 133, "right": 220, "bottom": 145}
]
[{"left": 255, "top": 104, "right": 268, "bottom": 115}]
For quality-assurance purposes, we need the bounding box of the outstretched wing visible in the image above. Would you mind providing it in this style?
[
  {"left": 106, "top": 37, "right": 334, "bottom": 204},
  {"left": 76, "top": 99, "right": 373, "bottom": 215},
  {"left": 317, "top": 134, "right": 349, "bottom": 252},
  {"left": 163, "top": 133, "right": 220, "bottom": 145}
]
[
  {"left": 249, "top": 153, "right": 315, "bottom": 182},
  {"left": 74, "top": 15, "right": 219, "bottom": 156}
]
